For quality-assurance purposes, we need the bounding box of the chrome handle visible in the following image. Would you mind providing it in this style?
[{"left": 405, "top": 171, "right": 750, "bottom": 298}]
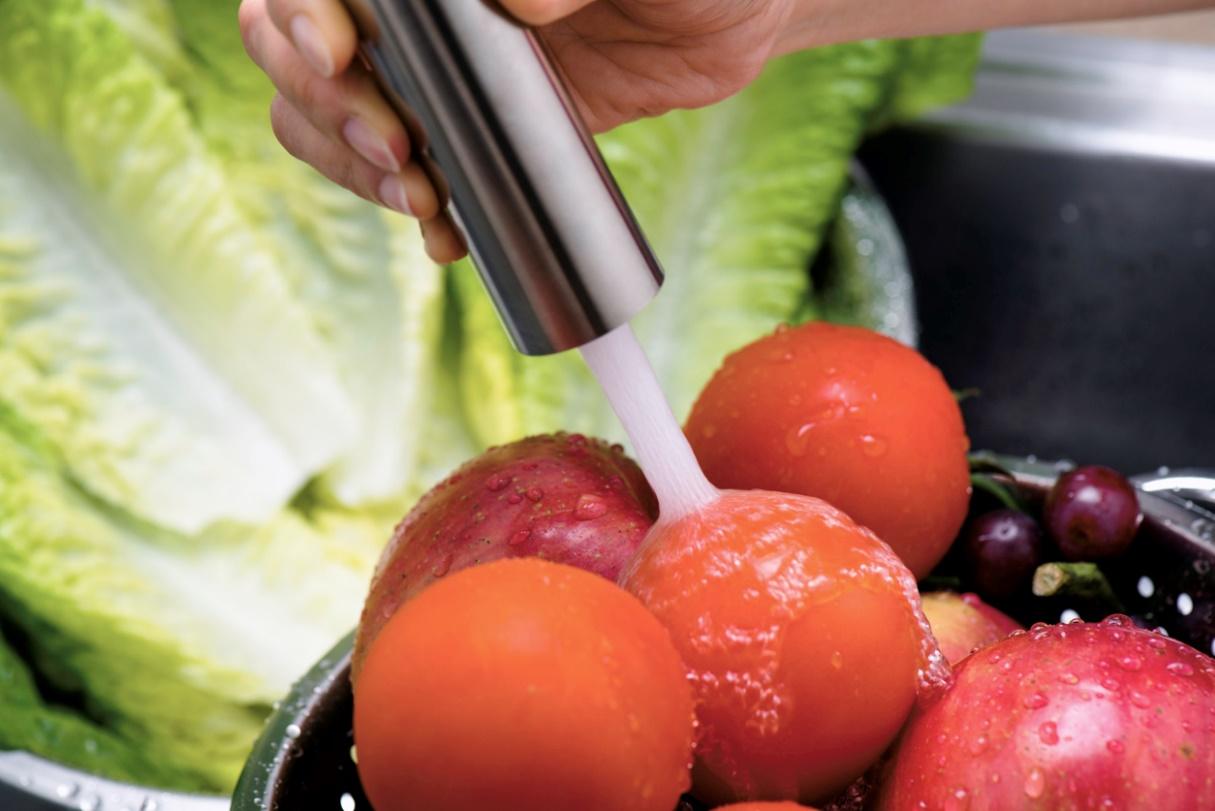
[{"left": 345, "top": 0, "right": 663, "bottom": 355}]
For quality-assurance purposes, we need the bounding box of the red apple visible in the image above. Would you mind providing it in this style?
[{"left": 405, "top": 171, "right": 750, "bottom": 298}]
[
  {"left": 353, "top": 433, "right": 656, "bottom": 680},
  {"left": 877, "top": 616, "right": 1215, "bottom": 810},
  {"left": 920, "top": 591, "right": 1022, "bottom": 666}
]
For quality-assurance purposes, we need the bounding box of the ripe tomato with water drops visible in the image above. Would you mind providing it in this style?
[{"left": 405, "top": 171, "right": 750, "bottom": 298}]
[
  {"left": 877, "top": 616, "right": 1215, "bottom": 811},
  {"left": 685, "top": 322, "right": 971, "bottom": 578},
  {"left": 354, "top": 559, "right": 695, "bottom": 811},
  {"left": 621, "top": 490, "right": 944, "bottom": 806}
]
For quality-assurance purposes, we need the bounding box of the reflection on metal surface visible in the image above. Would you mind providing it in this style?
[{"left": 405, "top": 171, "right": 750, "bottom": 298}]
[
  {"left": 0, "top": 753, "right": 226, "bottom": 811},
  {"left": 924, "top": 30, "right": 1215, "bottom": 164}
]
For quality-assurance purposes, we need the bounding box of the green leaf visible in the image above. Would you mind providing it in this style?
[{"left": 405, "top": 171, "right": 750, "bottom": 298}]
[
  {"left": 0, "top": 625, "right": 184, "bottom": 787},
  {"left": 0, "top": 412, "right": 380, "bottom": 790},
  {"left": 875, "top": 35, "right": 985, "bottom": 128},
  {"left": 0, "top": 0, "right": 360, "bottom": 532},
  {"left": 154, "top": 0, "right": 457, "bottom": 506}
]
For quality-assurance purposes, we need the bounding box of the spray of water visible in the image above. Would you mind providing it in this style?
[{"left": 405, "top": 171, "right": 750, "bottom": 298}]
[{"left": 580, "top": 325, "right": 719, "bottom": 520}]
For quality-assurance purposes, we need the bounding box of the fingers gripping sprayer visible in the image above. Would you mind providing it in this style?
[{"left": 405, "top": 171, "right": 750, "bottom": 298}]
[
  {"left": 345, "top": 0, "right": 661, "bottom": 354},
  {"left": 346, "top": 0, "right": 718, "bottom": 515}
]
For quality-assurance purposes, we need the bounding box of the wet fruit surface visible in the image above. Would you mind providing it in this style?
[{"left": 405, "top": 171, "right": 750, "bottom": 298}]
[
  {"left": 921, "top": 592, "right": 1022, "bottom": 666},
  {"left": 1045, "top": 465, "right": 1143, "bottom": 561},
  {"left": 353, "top": 433, "right": 656, "bottom": 678},
  {"left": 686, "top": 322, "right": 971, "bottom": 578},
  {"left": 354, "top": 559, "right": 694, "bottom": 811},
  {"left": 877, "top": 616, "right": 1215, "bottom": 810},
  {"left": 621, "top": 490, "right": 946, "bottom": 805}
]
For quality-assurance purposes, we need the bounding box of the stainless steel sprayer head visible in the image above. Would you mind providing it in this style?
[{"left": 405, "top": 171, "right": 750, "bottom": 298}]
[{"left": 345, "top": 0, "right": 664, "bottom": 355}]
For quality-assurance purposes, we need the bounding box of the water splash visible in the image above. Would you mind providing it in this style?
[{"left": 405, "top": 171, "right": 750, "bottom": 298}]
[{"left": 580, "top": 325, "right": 718, "bottom": 519}]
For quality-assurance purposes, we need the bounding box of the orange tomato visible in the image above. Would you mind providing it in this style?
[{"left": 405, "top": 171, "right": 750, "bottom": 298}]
[
  {"left": 622, "top": 490, "right": 930, "bottom": 805},
  {"left": 354, "top": 558, "right": 695, "bottom": 811},
  {"left": 686, "top": 322, "right": 970, "bottom": 578}
]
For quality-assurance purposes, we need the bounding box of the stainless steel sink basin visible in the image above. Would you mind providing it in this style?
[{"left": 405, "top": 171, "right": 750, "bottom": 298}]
[{"left": 859, "top": 30, "right": 1215, "bottom": 473}]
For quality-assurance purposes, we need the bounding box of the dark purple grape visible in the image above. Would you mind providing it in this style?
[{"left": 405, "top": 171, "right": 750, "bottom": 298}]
[
  {"left": 963, "top": 509, "right": 1044, "bottom": 600},
  {"left": 1044, "top": 465, "right": 1143, "bottom": 560}
]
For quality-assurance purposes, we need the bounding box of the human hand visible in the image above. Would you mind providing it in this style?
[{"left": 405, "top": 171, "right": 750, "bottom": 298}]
[{"left": 238, "top": 0, "right": 794, "bottom": 262}]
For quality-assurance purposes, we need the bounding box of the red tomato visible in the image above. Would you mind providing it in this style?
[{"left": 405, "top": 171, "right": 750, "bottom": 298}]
[
  {"left": 621, "top": 490, "right": 937, "bottom": 806},
  {"left": 685, "top": 322, "right": 971, "bottom": 578},
  {"left": 354, "top": 559, "right": 695, "bottom": 811}
]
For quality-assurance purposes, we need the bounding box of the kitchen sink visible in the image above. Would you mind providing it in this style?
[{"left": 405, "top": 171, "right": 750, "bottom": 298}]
[{"left": 859, "top": 30, "right": 1215, "bottom": 473}]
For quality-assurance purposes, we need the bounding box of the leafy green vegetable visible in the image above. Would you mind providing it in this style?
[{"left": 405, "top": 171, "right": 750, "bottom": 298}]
[
  {"left": 0, "top": 0, "right": 362, "bottom": 533},
  {"left": 0, "top": 405, "right": 381, "bottom": 790},
  {"left": 164, "top": 0, "right": 454, "bottom": 507},
  {"left": 0, "top": 625, "right": 181, "bottom": 787}
]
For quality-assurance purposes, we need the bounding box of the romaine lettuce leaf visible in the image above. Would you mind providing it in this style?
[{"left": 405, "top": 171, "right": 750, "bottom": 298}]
[
  {"left": 158, "top": 0, "right": 456, "bottom": 506},
  {"left": 0, "top": 407, "right": 380, "bottom": 790},
  {"left": 0, "top": 626, "right": 182, "bottom": 787},
  {"left": 0, "top": 0, "right": 360, "bottom": 532}
]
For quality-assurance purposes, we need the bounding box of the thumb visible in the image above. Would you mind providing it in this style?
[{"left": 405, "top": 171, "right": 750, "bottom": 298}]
[{"left": 498, "top": 0, "right": 597, "bottom": 25}]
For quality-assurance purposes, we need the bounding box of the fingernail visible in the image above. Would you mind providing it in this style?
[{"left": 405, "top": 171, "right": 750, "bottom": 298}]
[
  {"left": 290, "top": 15, "right": 334, "bottom": 78},
  {"left": 379, "top": 175, "right": 413, "bottom": 216},
  {"left": 343, "top": 118, "right": 400, "bottom": 173}
]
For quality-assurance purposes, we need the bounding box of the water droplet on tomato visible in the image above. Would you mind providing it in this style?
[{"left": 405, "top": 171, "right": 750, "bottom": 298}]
[
  {"left": 1023, "top": 767, "right": 1046, "bottom": 798},
  {"left": 830, "top": 650, "right": 844, "bottom": 670},
  {"left": 1129, "top": 691, "right": 1151, "bottom": 709},
  {"left": 1058, "top": 672, "right": 1080, "bottom": 685},
  {"left": 969, "top": 734, "right": 989, "bottom": 755},
  {"left": 944, "top": 787, "right": 970, "bottom": 810},
  {"left": 784, "top": 423, "right": 815, "bottom": 457},
  {"left": 860, "top": 434, "right": 888, "bottom": 457},
  {"left": 1038, "top": 721, "right": 1059, "bottom": 745},
  {"left": 1107, "top": 739, "right": 1126, "bottom": 754},
  {"left": 485, "top": 473, "right": 510, "bottom": 491},
  {"left": 525, "top": 487, "right": 544, "bottom": 502},
  {"left": 1023, "top": 692, "right": 1049, "bottom": 709},
  {"left": 508, "top": 529, "right": 530, "bottom": 547},
  {"left": 432, "top": 553, "right": 453, "bottom": 577}
]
